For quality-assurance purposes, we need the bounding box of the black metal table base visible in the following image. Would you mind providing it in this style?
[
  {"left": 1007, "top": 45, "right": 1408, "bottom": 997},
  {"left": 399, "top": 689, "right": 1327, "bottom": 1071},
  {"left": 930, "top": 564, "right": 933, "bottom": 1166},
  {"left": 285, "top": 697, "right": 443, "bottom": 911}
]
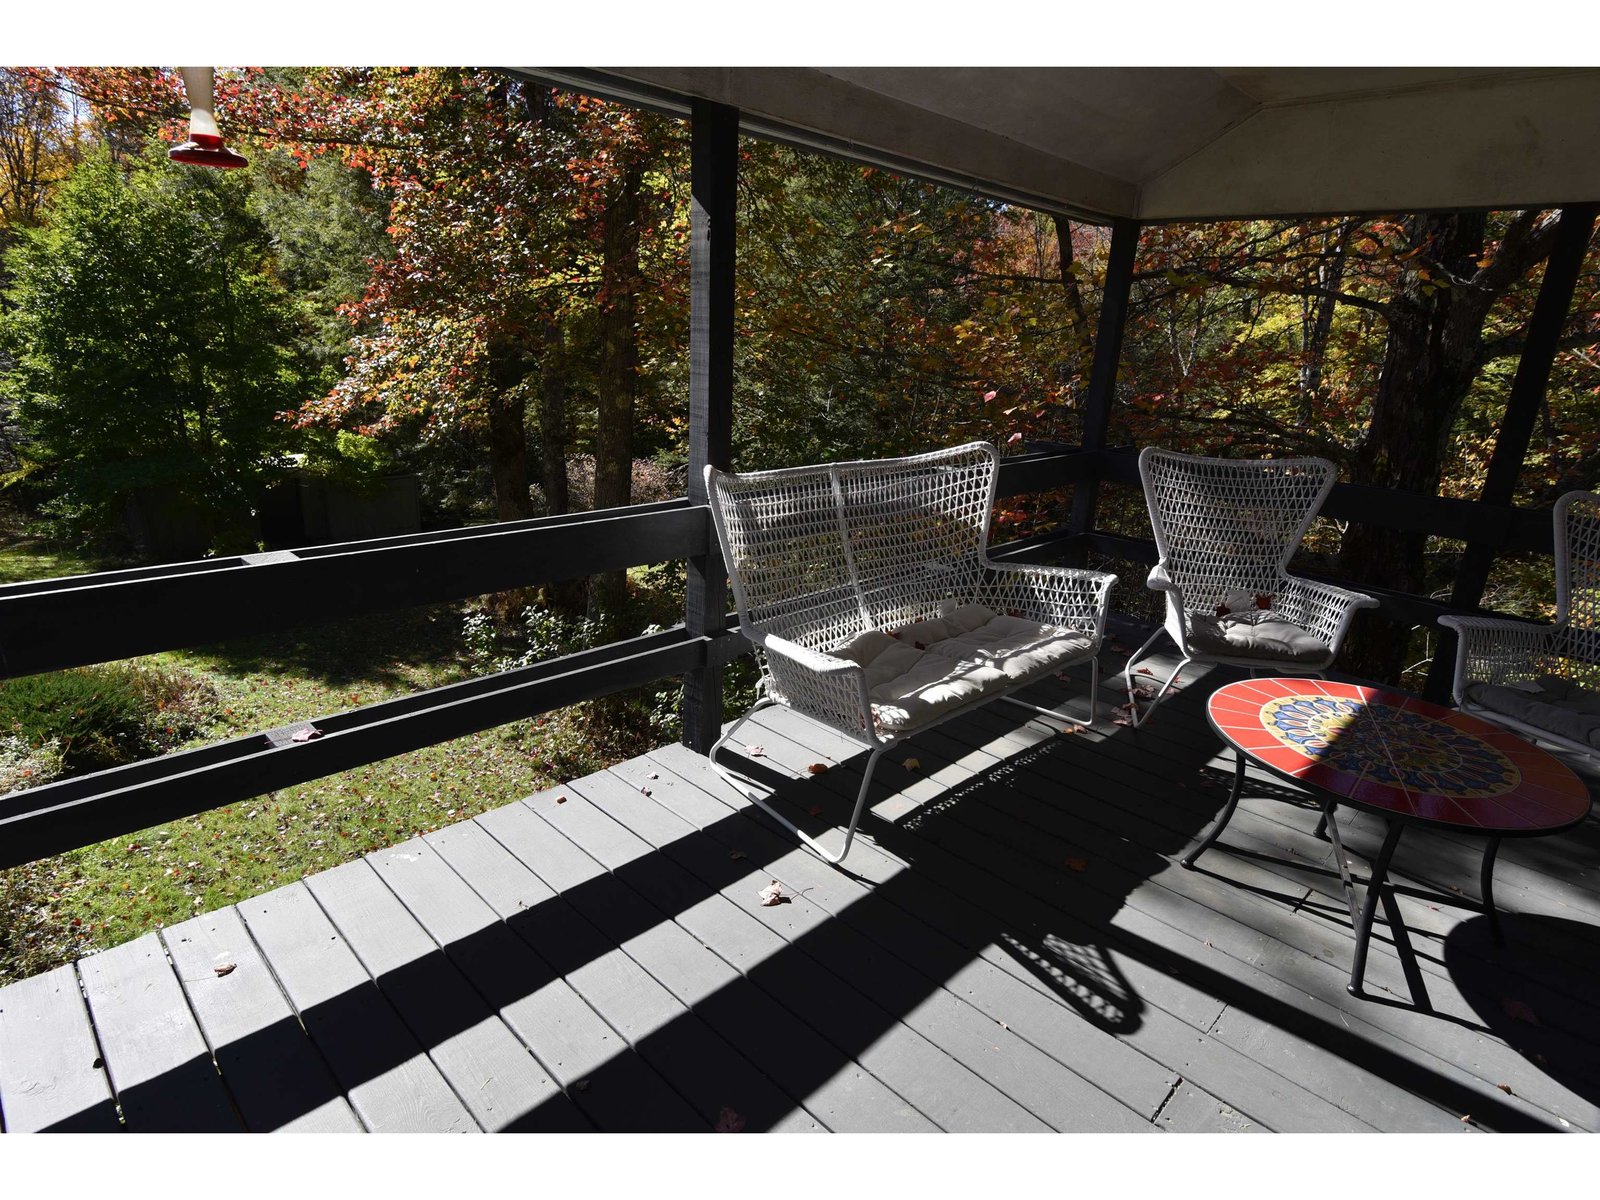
[{"left": 1184, "top": 748, "right": 1507, "bottom": 1009}]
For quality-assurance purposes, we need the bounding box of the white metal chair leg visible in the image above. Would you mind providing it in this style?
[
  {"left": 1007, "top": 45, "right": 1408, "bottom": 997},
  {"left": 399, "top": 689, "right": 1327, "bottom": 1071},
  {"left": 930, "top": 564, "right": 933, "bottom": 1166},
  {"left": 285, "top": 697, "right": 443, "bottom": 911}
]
[
  {"left": 1001, "top": 655, "right": 1102, "bottom": 728},
  {"left": 1121, "top": 626, "right": 1168, "bottom": 715},
  {"left": 708, "top": 702, "right": 885, "bottom": 865},
  {"left": 1130, "top": 654, "right": 1190, "bottom": 727}
]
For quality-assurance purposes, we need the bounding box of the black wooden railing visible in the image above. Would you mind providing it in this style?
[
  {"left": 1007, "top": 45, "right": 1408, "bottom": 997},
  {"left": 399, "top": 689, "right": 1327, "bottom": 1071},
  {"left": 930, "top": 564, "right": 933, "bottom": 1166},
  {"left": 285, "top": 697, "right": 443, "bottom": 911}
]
[{"left": 0, "top": 444, "right": 1559, "bottom": 869}]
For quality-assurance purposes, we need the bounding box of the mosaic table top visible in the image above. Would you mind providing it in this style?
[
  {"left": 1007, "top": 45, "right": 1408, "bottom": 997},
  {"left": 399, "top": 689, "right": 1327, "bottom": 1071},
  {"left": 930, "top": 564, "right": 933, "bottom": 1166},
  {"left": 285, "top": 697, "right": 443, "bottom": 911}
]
[{"left": 1207, "top": 678, "right": 1592, "bottom": 833}]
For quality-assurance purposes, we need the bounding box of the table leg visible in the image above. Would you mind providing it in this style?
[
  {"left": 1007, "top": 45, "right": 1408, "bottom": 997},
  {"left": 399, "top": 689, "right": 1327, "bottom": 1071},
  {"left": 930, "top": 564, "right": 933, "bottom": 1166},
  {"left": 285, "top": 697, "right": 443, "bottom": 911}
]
[
  {"left": 1481, "top": 836, "right": 1505, "bottom": 947},
  {"left": 1183, "top": 749, "right": 1245, "bottom": 869},
  {"left": 1344, "top": 819, "right": 1433, "bottom": 1017},
  {"left": 1313, "top": 802, "right": 1334, "bottom": 841}
]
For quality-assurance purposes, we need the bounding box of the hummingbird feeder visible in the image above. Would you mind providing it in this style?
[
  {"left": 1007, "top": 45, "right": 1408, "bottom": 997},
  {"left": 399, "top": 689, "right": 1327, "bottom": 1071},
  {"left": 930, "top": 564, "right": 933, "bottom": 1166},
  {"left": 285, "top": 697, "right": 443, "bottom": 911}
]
[{"left": 168, "top": 67, "right": 248, "bottom": 169}]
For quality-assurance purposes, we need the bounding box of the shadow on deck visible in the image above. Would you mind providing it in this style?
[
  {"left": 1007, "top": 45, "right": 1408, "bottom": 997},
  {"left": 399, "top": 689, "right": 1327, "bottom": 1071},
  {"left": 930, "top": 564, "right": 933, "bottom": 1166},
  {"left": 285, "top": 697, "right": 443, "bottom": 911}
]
[{"left": 4, "top": 621, "right": 1599, "bottom": 1133}]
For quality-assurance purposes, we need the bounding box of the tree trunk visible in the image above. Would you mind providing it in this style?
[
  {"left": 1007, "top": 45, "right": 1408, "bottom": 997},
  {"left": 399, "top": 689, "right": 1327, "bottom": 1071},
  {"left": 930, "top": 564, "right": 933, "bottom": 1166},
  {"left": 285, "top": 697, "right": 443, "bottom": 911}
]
[
  {"left": 1298, "top": 220, "right": 1354, "bottom": 419},
  {"left": 587, "top": 160, "right": 644, "bottom": 621},
  {"left": 1336, "top": 210, "right": 1558, "bottom": 682},
  {"left": 484, "top": 334, "right": 536, "bottom": 521},
  {"left": 1051, "top": 213, "right": 1095, "bottom": 404},
  {"left": 536, "top": 319, "right": 587, "bottom": 616}
]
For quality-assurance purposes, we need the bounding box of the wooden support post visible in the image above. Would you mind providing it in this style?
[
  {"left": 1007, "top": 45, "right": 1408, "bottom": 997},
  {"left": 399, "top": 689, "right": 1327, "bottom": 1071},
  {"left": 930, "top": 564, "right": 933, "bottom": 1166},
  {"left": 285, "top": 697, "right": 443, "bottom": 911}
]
[
  {"left": 1424, "top": 202, "right": 1598, "bottom": 701},
  {"left": 1066, "top": 217, "right": 1141, "bottom": 563},
  {"left": 682, "top": 98, "right": 739, "bottom": 754}
]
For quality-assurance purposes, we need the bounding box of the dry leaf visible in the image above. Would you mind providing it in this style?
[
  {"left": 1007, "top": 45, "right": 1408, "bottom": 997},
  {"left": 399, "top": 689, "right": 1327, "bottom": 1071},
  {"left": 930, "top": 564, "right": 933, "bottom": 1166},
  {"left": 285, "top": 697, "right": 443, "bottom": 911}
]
[
  {"left": 746, "top": 744, "right": 766, "bottom": 757},
  {"left": 1496, "top": 1083, "right": 1514, "bottom": 1095},
  {"left": 1501, "top": 999, "right": 1540, "bottom": 1025},
  {"left": 639, "top": 785, "right": 653, "bottom": 796},
  {"left": 214, "top": 963, "right": 237, "bottom": 977},
  {"left": 290, "top": 726, "right": 321, "bottom": 743},
  {"left": 728, "top": 849, "right": 748, "bottom": 861},
  {"left": 714, "top": 1107, "right": 746, "bottom": 1133},
  {"left": 1460, "top": 1113, "right": 1472, "bottom": 1123},
  {"left": 647, "top": 771, "right": 659, "bottom": 780},
  {"left": 1203, "top": 940, "right": 1214, "bottom": 948},
  {"left": 1064, "top": 857, "right": 1088, "bottom": 872},
  {"left": 555, "top": 795, "right": 567, "bottom": 805},
  {"left": 807, "top": 762, "right": 828, "bottom": 775},
  {"left": 903, "top": 757, "right": 921, "bottom": 771},
  {"left": 758, "top": 880, "right": 787, "bottom": 907},
  {"left": 1131, "top": 685, "right": 1155, "bottom": 701},
  {"left": 574, "top": 1079, "right": 591, "bottom": 1094},
  {"left": 1136, "top": 667, "right": 1154, "bottom": 676},
  {"left": 1112, "top": 715, "right": 1135, "bottom": 727}
]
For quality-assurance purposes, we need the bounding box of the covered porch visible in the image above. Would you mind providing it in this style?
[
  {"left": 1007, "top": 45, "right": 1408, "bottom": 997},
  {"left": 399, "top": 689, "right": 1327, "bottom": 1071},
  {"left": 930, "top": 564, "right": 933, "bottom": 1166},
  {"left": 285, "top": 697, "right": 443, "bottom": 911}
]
[{"left": 2, "top": 65, "right": 1599, "bottom": 1133}]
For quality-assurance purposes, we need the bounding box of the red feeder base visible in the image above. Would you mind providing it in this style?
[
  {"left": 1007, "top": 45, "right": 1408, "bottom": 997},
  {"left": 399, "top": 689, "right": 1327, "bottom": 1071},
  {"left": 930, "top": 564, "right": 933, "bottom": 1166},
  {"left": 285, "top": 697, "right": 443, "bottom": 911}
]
[{"left": 169, "top": 132, "right": 248, "bottom": 169}]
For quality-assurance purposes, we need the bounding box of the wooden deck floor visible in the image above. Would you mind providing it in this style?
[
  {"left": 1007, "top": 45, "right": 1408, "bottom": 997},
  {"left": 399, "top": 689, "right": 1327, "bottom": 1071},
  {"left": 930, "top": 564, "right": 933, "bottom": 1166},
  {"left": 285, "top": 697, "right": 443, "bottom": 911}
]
[{"left": 4, "top": 623, "right": 1599, "bottom": 1133}]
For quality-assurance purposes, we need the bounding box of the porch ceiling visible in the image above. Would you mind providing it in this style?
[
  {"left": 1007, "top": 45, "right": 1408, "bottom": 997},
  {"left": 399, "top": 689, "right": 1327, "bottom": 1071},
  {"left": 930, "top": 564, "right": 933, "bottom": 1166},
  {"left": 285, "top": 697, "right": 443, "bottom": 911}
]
[{"left": 524, "top": 66, "right": 1600, "bottom": 222}]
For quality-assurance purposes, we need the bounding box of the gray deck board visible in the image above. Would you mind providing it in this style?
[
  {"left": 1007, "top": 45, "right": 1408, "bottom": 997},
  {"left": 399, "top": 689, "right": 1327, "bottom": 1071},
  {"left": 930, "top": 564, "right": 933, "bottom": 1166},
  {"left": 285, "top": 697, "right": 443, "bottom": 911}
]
[
  {"left": 365, "top": 835, "right": 707, "bottom": 1132},
  {"left": 75, "top": 932, "right": 241, "bottom": 1131},
  {"left": 162, "top": 907, "right": 361, "bottom": 1132},
  {"left": 237, "top": 881, "right": 477, "bottom": 1132},
  {"left": 0, "top": 964, "right": 119, "bottom": 1132},
  {"left": 5, "top": 629, "right": 1597, "bottom": 1133},
  {"left": 472, "top": 798, "right": 934, "bottom": 1132},
  {"left": 303, "top": 859, "right": 608, "bottom": 1132},
  {"left": 542, "top": 777, "right": 1045, "bottom": 1130}
]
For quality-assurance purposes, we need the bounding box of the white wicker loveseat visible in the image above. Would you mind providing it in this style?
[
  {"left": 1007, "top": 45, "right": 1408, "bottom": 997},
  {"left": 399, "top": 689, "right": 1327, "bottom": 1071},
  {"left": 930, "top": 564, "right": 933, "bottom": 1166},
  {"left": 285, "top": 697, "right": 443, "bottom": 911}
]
[
  {"left": 1440, "top": 490, "right": 1600, "bottom": 759},
  {"left": 704, "top": 441, "right": 1118, "bottom": 863}
]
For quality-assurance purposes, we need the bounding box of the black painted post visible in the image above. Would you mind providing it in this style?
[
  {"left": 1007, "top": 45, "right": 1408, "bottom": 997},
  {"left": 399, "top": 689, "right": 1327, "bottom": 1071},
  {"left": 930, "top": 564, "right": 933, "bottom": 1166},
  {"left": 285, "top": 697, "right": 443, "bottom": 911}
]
[
  {"left": 682, "top": 98, "right": 739, "bottom": 754},
  {"left": 1067, "top": 217, "right": 1141, "bottom": 562},
  {"left": 1424, "top": 202, "right": 1599, "bottom": 701}
]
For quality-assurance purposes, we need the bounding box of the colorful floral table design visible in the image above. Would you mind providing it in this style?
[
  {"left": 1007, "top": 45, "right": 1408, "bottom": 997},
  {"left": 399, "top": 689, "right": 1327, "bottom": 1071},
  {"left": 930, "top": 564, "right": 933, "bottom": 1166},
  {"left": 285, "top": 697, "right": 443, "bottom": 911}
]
[{"left": 1193, "top": 678, "right": 1592, "bottom": 1007}]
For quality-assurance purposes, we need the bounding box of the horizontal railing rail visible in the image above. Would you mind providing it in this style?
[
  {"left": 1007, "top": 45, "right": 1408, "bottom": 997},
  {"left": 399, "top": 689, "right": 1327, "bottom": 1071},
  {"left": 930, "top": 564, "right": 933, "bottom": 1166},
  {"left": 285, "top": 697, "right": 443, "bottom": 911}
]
[
  {"left": 0, "top": 499, "right": 706, "bottom": 680},
  {"left": 0, "top": 445, "right": 1563, "bottom": 867}
]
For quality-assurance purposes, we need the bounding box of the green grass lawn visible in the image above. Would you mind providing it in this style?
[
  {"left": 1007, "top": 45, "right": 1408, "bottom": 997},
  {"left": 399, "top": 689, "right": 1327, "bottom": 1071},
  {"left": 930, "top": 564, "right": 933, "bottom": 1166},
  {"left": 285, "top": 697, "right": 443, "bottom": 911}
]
[{"left": 0, "top": 548, "right": 694, "bottom": 983}]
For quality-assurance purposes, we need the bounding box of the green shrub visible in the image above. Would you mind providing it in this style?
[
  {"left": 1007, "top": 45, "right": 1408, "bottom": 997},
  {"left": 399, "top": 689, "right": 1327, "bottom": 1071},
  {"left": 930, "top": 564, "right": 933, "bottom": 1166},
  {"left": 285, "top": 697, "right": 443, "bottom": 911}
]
[{"left": 0, "top": 664, "right": 217, "bottom": 775}]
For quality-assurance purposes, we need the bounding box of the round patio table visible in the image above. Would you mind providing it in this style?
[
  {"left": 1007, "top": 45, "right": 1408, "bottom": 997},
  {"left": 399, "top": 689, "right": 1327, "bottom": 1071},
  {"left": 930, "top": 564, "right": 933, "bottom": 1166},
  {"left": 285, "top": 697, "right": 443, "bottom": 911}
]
[{"left": 1190, "top": 677, "right": 1592, "bottom": 1009}]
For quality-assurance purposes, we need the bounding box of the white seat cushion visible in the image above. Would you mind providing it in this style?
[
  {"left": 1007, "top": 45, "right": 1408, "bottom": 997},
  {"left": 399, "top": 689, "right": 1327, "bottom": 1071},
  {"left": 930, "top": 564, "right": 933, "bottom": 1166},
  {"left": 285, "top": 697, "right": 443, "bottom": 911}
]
[
  {"left": 836, "top": 605, "right": 1093, "bottom": 733},
  {"left": 1184, "top": 612, "right": 1327, "bottom": 664}
]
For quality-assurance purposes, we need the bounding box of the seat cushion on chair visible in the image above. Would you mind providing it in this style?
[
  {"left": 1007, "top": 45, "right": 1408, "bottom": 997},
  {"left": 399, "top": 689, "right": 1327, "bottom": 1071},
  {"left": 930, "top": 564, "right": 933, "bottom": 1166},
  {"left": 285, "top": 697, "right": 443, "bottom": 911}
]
[
  {"left": 1183, "top": 613, "right": 1328, "bottom": 664},
  {"left": 1467, "top": 678, "right": 1600, "bottom": 748},
  {"left": 834, "top": 605, "right": 1094, "bottom": 732}
]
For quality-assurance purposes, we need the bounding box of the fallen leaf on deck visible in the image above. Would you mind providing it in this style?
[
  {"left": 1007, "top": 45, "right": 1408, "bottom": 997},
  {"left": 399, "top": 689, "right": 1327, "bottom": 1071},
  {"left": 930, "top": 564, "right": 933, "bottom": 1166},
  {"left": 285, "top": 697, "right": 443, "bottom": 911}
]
[
  {"left": 998, "top": 1020, "right": 1008, "bottom": 1030},
  {"left": 1496, "top": 1083, "right": 1514, "bottom": 1095},
  {"left": 729, "top": 849, "right": 748, "bottom": 861},
  {"left": 1136, "top": 667, "right": 1153, "bottom": 676},
  {"left": 1501, "top": 999, "right": 1540, "bottom": 1025},
  {"left": 903, "top": 757, "right": 921, "bottom": 771},
  {"left": 807, "top": 763, "right": 828, "bottom": 775},
  {"left": 1109, "top": 640, "right": 1132, "bottom": 655},
  {"left": 639, "top": 785, "right": 653, "bottom": 796},
  {"left": 290, "top": 727, "right": 322, "bottom": 743},
  {"left": 214, "top": 963, "right": 237, "bottom": 977},
  {"left": 1112, "top": 715, "right": 1135, "bottom": 727},
  {"left": 715, "top": 1107, "right": 746, "bottom": 1132},
  {"left": 1203, "top": 940, "right": 1213, "bottom": 948},
  {"left": 647, "top": 771, "right": 659, "bottom": 780},
  {"left": 1460, "top": 1113, "right": 1472, "bottom": 1123},
  {"left": 574, "top": 1079, "right": 591, "bottom": 1094},
  {"left": 746, "top": 745, "right": 766, "bottom": 757},
  {"left": 1131, "top": 685, "right": 1155, "bottom": 701},
  {"left": 758, "top": 880, "right": 788, "bottom": 906},
  {"left": 555, "top": 795, "right": 567, "bottom": 804},
  {"left": 1062, "top": 724, "right": 1086, "bottom": 735},
  {"left": 1064, "top": 857, "right": 1088, "bottom": 872}
]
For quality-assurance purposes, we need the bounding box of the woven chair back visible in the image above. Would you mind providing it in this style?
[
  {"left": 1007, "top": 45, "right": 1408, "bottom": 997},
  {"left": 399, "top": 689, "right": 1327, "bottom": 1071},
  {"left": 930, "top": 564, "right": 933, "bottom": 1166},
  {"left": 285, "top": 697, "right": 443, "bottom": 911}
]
[
  {"left": 706, "top": 442, "right": 998, "bottom": 652},
  {"left": 1138, "top": 448, "right": 1336, "bottom": 609}
]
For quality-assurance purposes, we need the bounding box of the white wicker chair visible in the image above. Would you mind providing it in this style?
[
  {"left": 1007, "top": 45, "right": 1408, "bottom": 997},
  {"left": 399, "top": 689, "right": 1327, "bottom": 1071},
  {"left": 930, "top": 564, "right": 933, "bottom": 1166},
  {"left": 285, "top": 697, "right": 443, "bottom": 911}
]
[
  {"left": 1125, "top": 447, "right": 1378, "bottom": 725},
  {"left": 704, "top": 441, "right": 1118, "bottom": 863},
  {"left": 1440, "top": 490, "right": 1600, "bottom": 758}
]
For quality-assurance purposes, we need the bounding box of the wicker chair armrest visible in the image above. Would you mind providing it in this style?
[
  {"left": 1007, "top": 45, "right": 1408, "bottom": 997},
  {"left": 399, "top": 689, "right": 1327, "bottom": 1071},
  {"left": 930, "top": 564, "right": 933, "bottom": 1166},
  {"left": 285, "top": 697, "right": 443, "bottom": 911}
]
[
  {"left": 1276, "top": 576, "right": 1378, "bottom": 653},
  {"left": 747, "top": 629, "right": 881, "bottom": 743},
  {"left": 979, "top": 562, "right": 1117, "bottom": 641},
  {"left": 1437, "top": 615, "right": 1552, "bottom": 702}
]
